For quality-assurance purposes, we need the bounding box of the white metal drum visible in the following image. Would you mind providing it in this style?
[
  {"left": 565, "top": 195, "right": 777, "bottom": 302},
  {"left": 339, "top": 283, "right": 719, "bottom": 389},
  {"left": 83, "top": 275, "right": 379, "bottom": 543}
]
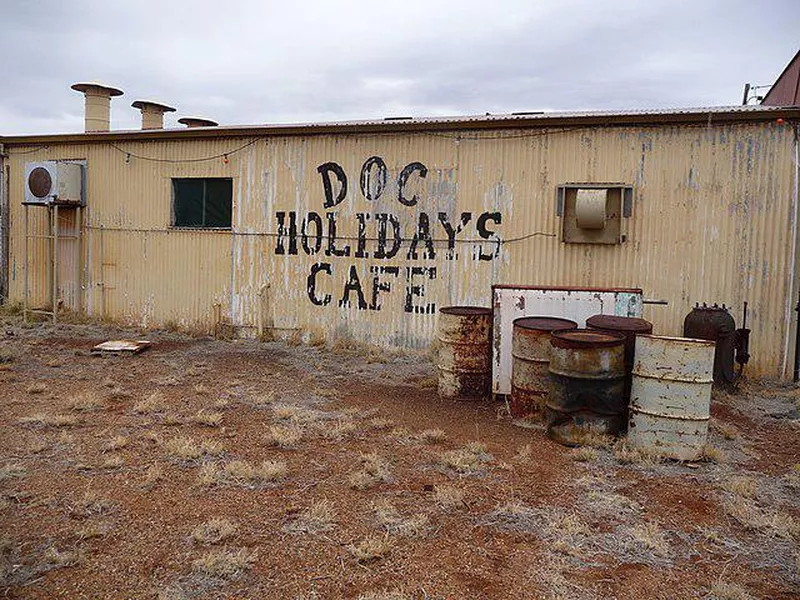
[{"left": 628, "top": 335, "right": 716, "bottom": 460}]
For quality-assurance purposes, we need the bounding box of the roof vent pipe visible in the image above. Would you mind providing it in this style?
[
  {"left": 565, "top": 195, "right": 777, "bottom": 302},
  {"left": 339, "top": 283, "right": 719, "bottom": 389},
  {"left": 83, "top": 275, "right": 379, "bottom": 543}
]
[
  {"left": 178, "top": 117, "right": 219, "bottom": 128},
  {"left": 70, "top": 82, "right": 124, "bottom": 132},
  {"left": 132, "top": 100, "right": 176, "bottom": 130}
]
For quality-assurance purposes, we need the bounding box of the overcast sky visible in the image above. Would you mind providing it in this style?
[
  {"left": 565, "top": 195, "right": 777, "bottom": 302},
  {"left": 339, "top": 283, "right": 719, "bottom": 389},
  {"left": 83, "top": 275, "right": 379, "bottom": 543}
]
[{"left": 1, "top": 0, "right": 798, "bottom": 135}]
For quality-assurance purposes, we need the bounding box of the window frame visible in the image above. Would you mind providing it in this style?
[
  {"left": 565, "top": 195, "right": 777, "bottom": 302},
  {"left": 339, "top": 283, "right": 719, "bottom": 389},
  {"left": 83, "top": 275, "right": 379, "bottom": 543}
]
[{"left": 170, "top": 177, "right": 233, "bottom": 230}]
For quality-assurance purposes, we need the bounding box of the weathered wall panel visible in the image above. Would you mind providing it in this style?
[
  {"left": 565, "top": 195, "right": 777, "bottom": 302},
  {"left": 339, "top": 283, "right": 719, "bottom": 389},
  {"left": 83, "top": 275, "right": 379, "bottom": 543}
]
[{"left": 4, "top": 120, "right": 797, "bottom": 377}]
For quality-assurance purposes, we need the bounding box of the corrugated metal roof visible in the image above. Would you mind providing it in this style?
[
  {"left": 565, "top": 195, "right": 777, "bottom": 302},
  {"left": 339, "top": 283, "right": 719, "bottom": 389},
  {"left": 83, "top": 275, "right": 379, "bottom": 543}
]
[{"left": 2, "top": 104, "right": 799, "bottom": 145}]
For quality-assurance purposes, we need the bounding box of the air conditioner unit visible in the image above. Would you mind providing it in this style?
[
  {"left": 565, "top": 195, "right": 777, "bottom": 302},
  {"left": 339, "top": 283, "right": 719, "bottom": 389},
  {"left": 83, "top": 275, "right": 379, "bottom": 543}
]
[{"left": 24, "top": 161, "right": 84, "bottom": 205}]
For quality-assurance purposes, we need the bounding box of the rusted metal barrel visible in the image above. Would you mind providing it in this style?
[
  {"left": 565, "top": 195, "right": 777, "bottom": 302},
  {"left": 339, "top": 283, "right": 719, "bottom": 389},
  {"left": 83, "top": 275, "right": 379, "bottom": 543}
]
[
  {"left": 586, "top": 314, "right": 653, "bottom": 429},
  {"left": 628, "top": 335, "right": 715, "bottom": 460},
  {"left": 436, "top": 306, "right": 492, "bottom": 399},
  {"left": 547, "top": 329, "right": 626, "bottom": 446},
  {"left": 510, "top": 317, "right": 578, "bottom": 421}
]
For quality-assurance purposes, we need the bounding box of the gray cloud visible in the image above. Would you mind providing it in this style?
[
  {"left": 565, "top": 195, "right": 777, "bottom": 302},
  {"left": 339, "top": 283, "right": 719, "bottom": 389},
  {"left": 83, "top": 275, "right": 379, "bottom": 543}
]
[{"left": 1, "top": 0, "right": 798, "bottom": 135}]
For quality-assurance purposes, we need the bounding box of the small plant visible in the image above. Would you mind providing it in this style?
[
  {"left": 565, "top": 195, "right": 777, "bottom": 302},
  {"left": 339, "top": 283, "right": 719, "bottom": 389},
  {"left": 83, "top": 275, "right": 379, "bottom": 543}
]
[
  {"left": 369, "top": 417, "right": 394, "bottom": 430},
  {"left": 192, "top": 410, "right": 223, "bottom": 428},
  {"left": 142, "top": 463, "right": 163, "bottom": 489},
  {"left": 163, "top": 436, "right": 224, "bottom": 463},
  {"left": 348, "top": 534, "right": 393, "bottom": 563},
  {"left": 284, "top": 500, "right": 337, "bottom": 535},
  {"left": 191, "top": 547, "right": 256, "bottom": 582},
  {"left": 77, "top": 491, "right": 114, "bottom": 518},
  {"left": 133, "top": 391, "right": 168, "bottom": 414},
  {"left": 320, "top": 420, "right": 358, "bottom": 441},
  {"left": 613, "top": 440, "right": 663, "bottom": 466},
  {"left": 433, "top": 485, "right": 466, "bottom": 510},
  {"left": 723, "top": 475, "right": 759, "bottom": 499},
  {"left": 629, "top": 521, "right": 670, "bottom": 557},
  {"left": 100, "top": 455, "right": 125, "bottom": 470},
  {"left": 42, "top": 546, "right": 79, "bottom": 569},
  {"left": 710, "top": 418, "right": 740, "bottom": 440},
  {"left": 191, "top": 518, "right": 238, "bottom": 545},
  {"left": 706, "top": 582, "right": 755, "bottom": 600}
]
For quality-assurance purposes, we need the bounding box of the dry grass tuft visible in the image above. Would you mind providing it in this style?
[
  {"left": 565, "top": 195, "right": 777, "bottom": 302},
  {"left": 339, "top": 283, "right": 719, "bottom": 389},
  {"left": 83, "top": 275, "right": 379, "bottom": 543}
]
[
  {"left": 722, "top": 496, "right": 799, "bottom": 540},
  {"left": 192, "top": 409, "right": 223, "bottom": 428},
  {"left": 570, "top": 447, "right": 599, "bottom": 462},
  {"left": 348, "top": 453, "right": 391, "bottom": 490},
  {"left": 103, "top": 435, "right": 129, "bottom": 453},
  {"left": 628, "top": 521, "right": 670, "bottom": 557},
  {"left": 320, "top": 420, "right": 359, "bottom": 441},
  {"left": 723, "top": 475, "right": 759, "bottom": 499},
  {"left": 417, "top": 428, "right": 447, "bottom": 444},
  {"left": 710, "top": 418, "right": 740, "bottom": 440},
  {"left": 568, "top": 428, "right": 614, "bottom": 449},
  {"left": 100, "top": 454, "right": 125, "bottom": 470},
  {"left": 438, "top": 442, "right": 492, "bottom": 474},
  {"left": 372, "top": 499, "right": 429, "bottom": 537},
  {"left": 133, "top": 391, "right": 168, "bottom": 414},
  {"left": 348, "top": 534, "right": 393, "bottom": 563},
  {"left": 701, "top": 444, "right": 727, "bottom": 464},
  {"left": 0, "top": 463, "right": 27, "bottom": 482},
  {"left": 706, "top": 582, "right": 756, "bottom": 600},
  {"left": 163, "top": 436, "right": 224, "bottom": 463},
  {"left": 43, "top": 546, "right": 79, "bottom": 568},
  {"left": 782, "top": 464, "right": 800, "bottom": 489},
  {"left": 266, "top": 424, "right": 303, "bottom": 449},
  {"left": 191, "top": 547, "right": 256, "bottom": 582},
  {"left": 74, "top": 522, "right": 109, "bottom": 541},
  {"left": 368, "top": 417, "right": 394, "bottom": 430},
  {"left": 69, "top": 391, "right": 104, "bottom": 412},
  {"left": 77, "top": 491, "right": 114, "bottom": 518},
  {"left": 613, "top": 440, "right": 663, "bottom": 466},
  {"left": 513, "top": 444, "right": 532, "bottom": 462},
  {"left": 199, "top": 460, "right": 287, "bottom": 488},
  {"left": 285, "top": 499, "right": 337, "bottom": 535},
  {"left": 142, "top": 463, "right": 163, "bottom": 489},
  {"left": 433, "top": 485, "right": 466, "bottom": 510},
  {"left": 25, "top": 382, "right": 48, "bottom": 395},
  {"left": 213, "top": 396, "right": 231, "bottom": 410},
  {"left": 19, "top": 413, "right": 79, "bottom": 428},
  {"left": 417, "top": 375, "right": 437, "bottom": 389},
  {"left": 357, "top": 591, "right": 412, "bottom": 600},
  {"left": 486, "top": 501, "right": 541, "bottom": 532},
  {"left": 191, "top": 518, "right": 238, "bottom": 545},
  {"left": 251, "top": 391, "right": 275, "bottom": 409}
]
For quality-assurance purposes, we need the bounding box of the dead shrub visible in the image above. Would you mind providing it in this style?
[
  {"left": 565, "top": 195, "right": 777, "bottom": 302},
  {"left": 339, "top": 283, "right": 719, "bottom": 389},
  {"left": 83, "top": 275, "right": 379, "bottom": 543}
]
[
  {"left": 191, "top": 518, "right": 238, "bottom": 545},
  {"left": 103, "top": 435, "right": 129, "bottom": 453},
  {"left": 417, "top": 428, "right": 447, "bottom": 444},
  {"left": 142, "top": 463, "right": 163, "bottom": 489},
  {"left": 77, "top": 491, "right": 114, "bottom": 518},
  {"left": 613, "top": 440, "right": 663, "bottom": 466},
  {"left": 723, "top": 496, "right": 799, "bottom": 539},
  {"left": 0, "top": 463, "right": 27, "bottom": 482},
  {"left": 706, "top": 582, "right": 756, "bottom": 600},
  {"left": 369, "top": 417, "right": 394, "bottom": 430},
  {"left": 163, "top": 436, "right": 224, "bottom": 463},
  {"left": 628, "top": 521, "right": 670, "bottom": 557},
  {"left": 570, "top": 447, "right": 598, "bottom": 462},
  {"left": 710, "top": 418, "right": 740, "bottom": 440},
  {"left": 722, "top": 475, "right": 759, "bottom": 499},
  {"left": 701, "top": 444, "right": 727, "bottom": 464},
  {"left": 100, "top": 454, "right": 125, "bottom": 470},
  {"left": 320, "top": 420, "right": 358, "bottom": 441}
]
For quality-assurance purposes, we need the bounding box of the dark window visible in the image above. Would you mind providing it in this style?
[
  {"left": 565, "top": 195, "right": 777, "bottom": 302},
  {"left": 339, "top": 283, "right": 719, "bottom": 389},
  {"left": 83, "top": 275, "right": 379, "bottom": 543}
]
[{"left": 172, "top": 178, "right": 232, "bottom": 228}]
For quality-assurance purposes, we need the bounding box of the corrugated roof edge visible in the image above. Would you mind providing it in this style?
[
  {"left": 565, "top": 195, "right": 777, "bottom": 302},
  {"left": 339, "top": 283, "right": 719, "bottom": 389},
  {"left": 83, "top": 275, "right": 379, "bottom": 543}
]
[{"left": 2, "top": 105, "right": 799, "bottom": 145}]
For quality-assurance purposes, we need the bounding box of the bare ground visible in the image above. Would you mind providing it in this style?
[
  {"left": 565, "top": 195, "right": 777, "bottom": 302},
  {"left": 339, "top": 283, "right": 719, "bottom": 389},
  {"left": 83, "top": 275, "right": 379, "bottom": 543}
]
[{"left": 0, "top": 315, "right": 798, "bottom": 599}]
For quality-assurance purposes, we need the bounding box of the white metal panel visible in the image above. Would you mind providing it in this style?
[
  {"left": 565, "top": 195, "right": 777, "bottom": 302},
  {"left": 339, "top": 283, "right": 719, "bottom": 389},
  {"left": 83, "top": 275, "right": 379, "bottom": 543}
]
[{"left": 492, "top": 285, "right": 643, "bottom": 394}]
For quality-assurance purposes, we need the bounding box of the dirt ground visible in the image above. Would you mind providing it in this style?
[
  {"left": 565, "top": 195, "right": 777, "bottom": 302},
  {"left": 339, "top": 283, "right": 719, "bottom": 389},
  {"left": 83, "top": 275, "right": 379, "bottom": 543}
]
[{"left": 0, "top": 315, "right": 799, "bottom": 600}]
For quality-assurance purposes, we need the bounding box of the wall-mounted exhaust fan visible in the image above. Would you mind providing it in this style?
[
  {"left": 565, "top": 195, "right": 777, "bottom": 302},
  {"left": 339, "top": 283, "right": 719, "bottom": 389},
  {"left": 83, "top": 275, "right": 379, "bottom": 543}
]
[{"left": 24, "top": 161, "right": 85, "bottom": 205}]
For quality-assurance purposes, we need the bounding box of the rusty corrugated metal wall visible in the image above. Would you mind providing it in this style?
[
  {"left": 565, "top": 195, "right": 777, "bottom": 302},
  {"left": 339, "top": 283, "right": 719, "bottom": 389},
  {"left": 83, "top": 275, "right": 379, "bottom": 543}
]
[{"left": 5, "top": 121, "right": 798, "bottom": 377}]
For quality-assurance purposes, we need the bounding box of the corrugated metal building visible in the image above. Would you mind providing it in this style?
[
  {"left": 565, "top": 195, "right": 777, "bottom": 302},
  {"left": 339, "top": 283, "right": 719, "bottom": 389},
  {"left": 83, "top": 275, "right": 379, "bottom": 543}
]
[{"left": 1, "top": 97, "right": 799, "bottom": 379}]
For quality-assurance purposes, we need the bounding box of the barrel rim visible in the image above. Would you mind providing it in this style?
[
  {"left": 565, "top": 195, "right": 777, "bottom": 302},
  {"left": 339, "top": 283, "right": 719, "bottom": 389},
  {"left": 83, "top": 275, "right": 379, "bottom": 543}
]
[
  {"left": 513, "top": 316, "right": 579, "bottom": 332},
  {"left": 635, "top": 334, "right": 716, "bottom": 346},
  {"left": 550, "top": 328, "right": 626, "bottom": 348},
  {"left": 439, "top": 306, "right": 492, "bottom": 316},
  {"left": 586, "top": 314, "right": 653, "bottom": 333}
]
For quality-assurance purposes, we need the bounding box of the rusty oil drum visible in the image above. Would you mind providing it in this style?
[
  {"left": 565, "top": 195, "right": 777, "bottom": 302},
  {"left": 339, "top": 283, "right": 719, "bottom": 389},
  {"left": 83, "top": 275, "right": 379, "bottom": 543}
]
[
  {"left": 547, "top": 329, "right": 626, "bottom": 446},
  {"left": 436, "top": 306, "right": 492, "bottom": 399},
  {"left": 510, "top": 317, "right": 578, "bottom": 421},
  {"left": 586, "top": 314, "right": 653, "bottom": 428}
]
